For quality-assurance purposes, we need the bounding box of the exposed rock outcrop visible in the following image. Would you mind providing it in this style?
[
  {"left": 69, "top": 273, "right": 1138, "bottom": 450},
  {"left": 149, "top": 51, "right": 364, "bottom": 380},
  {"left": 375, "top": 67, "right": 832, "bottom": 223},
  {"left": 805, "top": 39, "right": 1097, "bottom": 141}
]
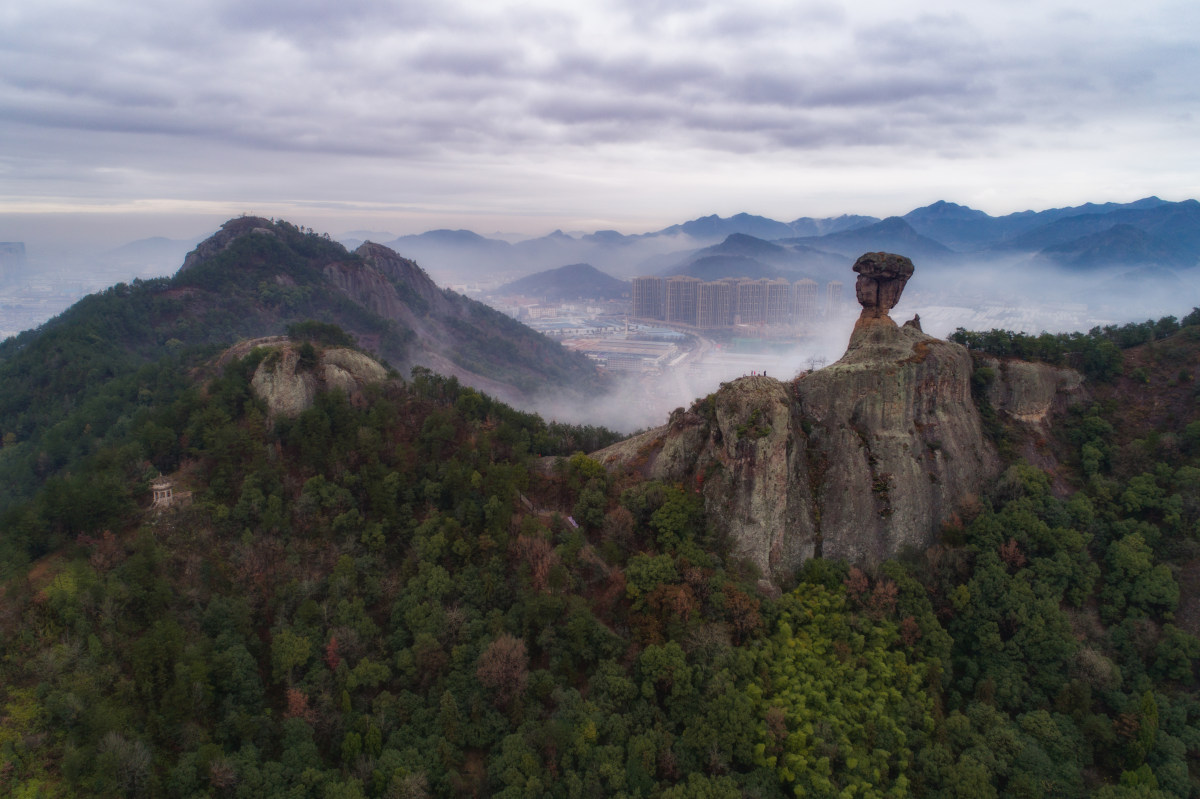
[
  {"left": 792, "top": 316, "right": 997, "bottom": 565},
  {"left": 247, "top": 341, "right": 388, "bottom": 417},
  {"left": 593, "top": 252, "right": 1082, "bottom": 586},
  {"left": 853, "top": 251, "right": 914, "bottom": 318},
  {"left": 179, "top": 216, "right": 276, "bottom": 272},
  {"left": 594, "top": 377, "right": 819, "bottom": 591},
  {"left": 983, "top": 358, "right": 1085, "bottom": 426},
  {"left": 355, "top": 242, "right": 448, "bottom": 312}
]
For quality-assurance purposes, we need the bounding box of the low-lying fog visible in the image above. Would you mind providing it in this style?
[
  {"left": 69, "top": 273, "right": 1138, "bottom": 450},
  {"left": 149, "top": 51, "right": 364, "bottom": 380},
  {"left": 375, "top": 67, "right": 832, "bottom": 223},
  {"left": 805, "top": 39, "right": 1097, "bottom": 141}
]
[
  {"left": 527, "top": 255, "right": 1200, "bottom": 434},
  {"left": 2, "top": 223, "right": 1195, "bottom": 437}
]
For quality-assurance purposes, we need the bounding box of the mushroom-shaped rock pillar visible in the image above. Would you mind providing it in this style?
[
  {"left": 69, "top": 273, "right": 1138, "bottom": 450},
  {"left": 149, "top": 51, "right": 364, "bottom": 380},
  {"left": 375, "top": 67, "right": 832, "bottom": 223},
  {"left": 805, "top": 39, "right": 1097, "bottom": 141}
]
[{"left": 853, "top": 252, "right": 914, "bottom": 319}]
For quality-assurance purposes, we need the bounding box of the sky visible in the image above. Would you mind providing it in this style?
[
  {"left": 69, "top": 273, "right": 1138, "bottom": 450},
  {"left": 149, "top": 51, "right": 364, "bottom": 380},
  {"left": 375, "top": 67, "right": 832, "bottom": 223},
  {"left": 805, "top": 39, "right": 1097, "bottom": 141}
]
[{"left": 3, "top": 0, "right": 1200, "bottom": 250}]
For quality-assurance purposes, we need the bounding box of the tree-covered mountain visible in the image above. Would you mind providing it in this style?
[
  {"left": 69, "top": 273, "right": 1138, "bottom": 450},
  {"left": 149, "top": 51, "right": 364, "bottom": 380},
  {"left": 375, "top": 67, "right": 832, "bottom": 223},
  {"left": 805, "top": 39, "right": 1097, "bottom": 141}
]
[
  {"left": 352, "top": 198, "right": 1200, "bottom": 290},
  {"left": 900, "top": 197, "right": 1186, "bottom": 253},
  {"left": 1038, "top": 224, "right": 1194, "bottom": 270},
  {"left": 1, "top": 282, "right": 1198, "bottom": 797},
  {"left": 651, "top": 212, "right": 799, "bottom": 242},
  {"left": 386, "top": 229, "right": 514, "bottom": 264},
  {"left": 0, "top": 217, "right": 604, "bottom": 529}
]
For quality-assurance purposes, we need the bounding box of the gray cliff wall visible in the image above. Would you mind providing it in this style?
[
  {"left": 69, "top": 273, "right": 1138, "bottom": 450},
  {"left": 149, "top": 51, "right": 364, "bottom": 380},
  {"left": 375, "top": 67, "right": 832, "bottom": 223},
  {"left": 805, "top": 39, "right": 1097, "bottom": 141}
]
[
  {"left": 592, "top": 252, "right": 1086, "bottom": 585},
  {"left": 983, "top": 357, "right": 1086, "bottom": 426},
  {"left": 250, "top": 345, "right": 388, "bottom": 417},
  {"left": 794, "top": 317, "right": 999, "bottom": 565},
  {"left": 592, "top": 378, "right": 818, "bottom": 587},
  {"left": 594, "top": 318, "right": 1015, "bottom": 585}
]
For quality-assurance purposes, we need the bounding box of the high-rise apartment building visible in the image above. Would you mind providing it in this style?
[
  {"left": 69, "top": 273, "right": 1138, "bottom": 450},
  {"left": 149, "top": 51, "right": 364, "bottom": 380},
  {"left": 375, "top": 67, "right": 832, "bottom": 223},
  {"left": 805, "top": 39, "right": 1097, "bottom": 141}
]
[
  {"left": 792, "top": 279, "right": 818, "bottom": 324},
  {"left": 825, "top": 280, "right": 845, "bottom": 317},
  {"left": 735, "top": 279, "right": 767, "bottom": 325},
  {"left": 765, "top": 279, "right": 792, "bottom": 325},
  {"left": 696, "top": 280, "right": 733, "bottom": 329},
  {"left": 665, "top": 276, "right": 701, "bottom": 325},
  {"left": 631, "top": 276, "right": 665, "bottom": 319}
]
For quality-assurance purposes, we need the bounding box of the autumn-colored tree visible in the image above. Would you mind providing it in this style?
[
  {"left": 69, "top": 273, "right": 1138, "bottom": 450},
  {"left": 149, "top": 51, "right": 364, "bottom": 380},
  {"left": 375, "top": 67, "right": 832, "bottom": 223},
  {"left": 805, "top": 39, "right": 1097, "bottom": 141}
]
[
  {"left": 999, "top": 538, "right": 1027, "bottom": 570},
  {"left": 722, "top": 584, "right": 762, "bottom": 643},
  {"left": 285, "top": 688, "right": 315, "bottom": 722},
  {"left": 325, "top": 636, "right": 341, "bottom": 672},
  {"left": 476, "top": 633, "right": 529, "bottom": 710},
  {"left": 647, "top": 582, "right": 699, "bottom": 623},
  {"left": 514, "top": 534, "right": 559, "bottom": 593},
  {"left": 78, "top": 529, "right": 123, "bottom": 571},
  {"left": 868, "top": 578, "right": 899, "bottom": 618},
  {"left": 844, "top": 566, "right": 870, "bottom": 603}
]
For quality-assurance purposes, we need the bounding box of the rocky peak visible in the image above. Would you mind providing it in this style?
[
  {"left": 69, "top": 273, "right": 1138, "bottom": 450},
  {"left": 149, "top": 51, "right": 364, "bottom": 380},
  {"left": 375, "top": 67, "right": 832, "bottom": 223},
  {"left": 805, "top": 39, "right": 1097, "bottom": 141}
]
[
  {"left": 852, "top": 251, "right": 914, "bottom": 319},
  {"left": 593, "top": 253, "right": 1084, "bottom": 586},
  {"left": 179, "top": 216, "right": 276, "bottom": 272},
  {"left": 354, "top": 241, "right": 443, "bottom": 306}
]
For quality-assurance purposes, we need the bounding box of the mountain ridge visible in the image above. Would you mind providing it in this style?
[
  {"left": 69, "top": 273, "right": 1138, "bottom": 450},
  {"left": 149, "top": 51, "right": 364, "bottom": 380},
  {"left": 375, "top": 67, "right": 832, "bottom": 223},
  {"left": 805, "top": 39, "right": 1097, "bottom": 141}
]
[
  {"left": 494, "top": 263, "right": 630, "bottom": 301},
  {"left": 0, "top": 216, "right": 606, "bottom": 521}
]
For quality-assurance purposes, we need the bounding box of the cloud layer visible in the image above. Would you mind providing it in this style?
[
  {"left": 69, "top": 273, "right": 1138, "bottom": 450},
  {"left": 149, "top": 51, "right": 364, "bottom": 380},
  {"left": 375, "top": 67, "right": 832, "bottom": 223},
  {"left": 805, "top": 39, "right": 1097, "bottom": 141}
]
[{"left": 3, "top": 0, "right": 1199, "bottom": 236}]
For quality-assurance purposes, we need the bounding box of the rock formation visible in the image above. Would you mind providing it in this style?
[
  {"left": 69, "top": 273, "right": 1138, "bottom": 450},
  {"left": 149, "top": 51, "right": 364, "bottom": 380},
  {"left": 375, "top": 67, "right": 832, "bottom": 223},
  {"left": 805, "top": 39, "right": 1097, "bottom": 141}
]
[
  {"left": 981, "top": 358, "right": 1084, "bottom": 427},
  {"left": 853, "top": 251, "right": 914, "bottom": 319},
  {"left": 179, "top": 216, "right": 277, "bottom": 272},
  {"left": 245, "top": 340, "right": 389, "bottom": 417},
  {"left": 592, "top": 252, "right": 1083, "bottom": 587}
]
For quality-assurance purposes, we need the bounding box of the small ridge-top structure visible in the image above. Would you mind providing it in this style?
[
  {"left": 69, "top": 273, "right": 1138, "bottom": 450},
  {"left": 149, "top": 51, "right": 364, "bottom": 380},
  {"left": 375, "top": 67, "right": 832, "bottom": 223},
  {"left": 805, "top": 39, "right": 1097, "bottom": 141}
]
[
  {"left": 151, "top": 478, "right": 192, "bottom": 510},
  {"left": 151, "top": 479, "right": 173, "bottom": 508}
]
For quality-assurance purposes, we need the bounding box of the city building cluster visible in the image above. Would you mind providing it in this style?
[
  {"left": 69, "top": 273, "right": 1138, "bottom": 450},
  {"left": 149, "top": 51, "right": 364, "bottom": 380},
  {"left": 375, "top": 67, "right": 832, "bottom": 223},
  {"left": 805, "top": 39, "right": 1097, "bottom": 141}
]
[{"left": 632, "top": 276, "right": 845, "bottom": 329}]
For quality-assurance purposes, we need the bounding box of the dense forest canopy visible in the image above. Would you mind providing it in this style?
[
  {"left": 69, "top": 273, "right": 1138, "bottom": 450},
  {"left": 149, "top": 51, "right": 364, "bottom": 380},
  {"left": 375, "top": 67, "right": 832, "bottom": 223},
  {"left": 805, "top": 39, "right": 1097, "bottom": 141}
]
[
  {"left": 1, "top": 304, "right": 1199, "bottom": 796},
  {"left": 950, "top": 308, "right": 1200, "bottom": 382}
]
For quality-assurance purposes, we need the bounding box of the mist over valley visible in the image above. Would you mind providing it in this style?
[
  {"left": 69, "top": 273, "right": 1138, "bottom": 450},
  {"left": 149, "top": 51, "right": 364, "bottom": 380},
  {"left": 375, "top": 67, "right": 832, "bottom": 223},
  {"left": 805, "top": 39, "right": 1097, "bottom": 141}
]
[{"left": 4, "top": 196, "right": 1197, "bottom": 432}]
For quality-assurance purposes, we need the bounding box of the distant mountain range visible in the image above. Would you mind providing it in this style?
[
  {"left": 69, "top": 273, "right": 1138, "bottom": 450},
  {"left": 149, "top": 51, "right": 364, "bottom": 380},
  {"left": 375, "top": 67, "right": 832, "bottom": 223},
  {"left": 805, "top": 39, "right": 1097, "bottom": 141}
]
[
  {"left": 495, "top": 263, "right": 630, "bottom": 301},
  {"left": 346, "top": 198, "right": 1198, "bottom": 299}
]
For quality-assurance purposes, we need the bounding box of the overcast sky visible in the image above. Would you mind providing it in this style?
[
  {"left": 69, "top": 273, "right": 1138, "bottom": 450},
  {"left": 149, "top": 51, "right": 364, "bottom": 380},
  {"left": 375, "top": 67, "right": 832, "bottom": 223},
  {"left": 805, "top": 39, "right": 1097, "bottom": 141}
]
[{"left": 3, "top": 0, "right": 1199, "bottom": 248}]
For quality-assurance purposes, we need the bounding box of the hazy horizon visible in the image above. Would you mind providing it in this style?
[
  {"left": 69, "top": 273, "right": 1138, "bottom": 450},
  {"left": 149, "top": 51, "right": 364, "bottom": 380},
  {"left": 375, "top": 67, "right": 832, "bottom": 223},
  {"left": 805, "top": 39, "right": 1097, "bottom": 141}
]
[
  {"left": 0, "top": 191, "right": 1194, "bottom": 259},
  {"left": 4, "top": 0, "right": 1200, "bottom": 406},
  {"left": 4, "top": 0, "right": 1199, "bottom": 253}
]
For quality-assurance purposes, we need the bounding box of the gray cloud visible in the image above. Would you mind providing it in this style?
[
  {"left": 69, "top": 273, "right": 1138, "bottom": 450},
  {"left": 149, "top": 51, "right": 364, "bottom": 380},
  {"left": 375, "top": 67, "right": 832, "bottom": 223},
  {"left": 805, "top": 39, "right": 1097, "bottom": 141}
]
[{"left": 1, "top": 0, "right": 1198, "bottom": 234}]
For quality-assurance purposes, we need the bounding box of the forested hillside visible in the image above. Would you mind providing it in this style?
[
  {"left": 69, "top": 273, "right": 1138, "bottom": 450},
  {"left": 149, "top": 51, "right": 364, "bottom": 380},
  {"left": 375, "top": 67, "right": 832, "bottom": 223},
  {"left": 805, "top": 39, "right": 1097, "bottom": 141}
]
[
  {"left": 0, "top": 218, "right": 605, "bottom": 542},
  {"left": 1, "top": 312, "right": 1198, "bottom": 797}
]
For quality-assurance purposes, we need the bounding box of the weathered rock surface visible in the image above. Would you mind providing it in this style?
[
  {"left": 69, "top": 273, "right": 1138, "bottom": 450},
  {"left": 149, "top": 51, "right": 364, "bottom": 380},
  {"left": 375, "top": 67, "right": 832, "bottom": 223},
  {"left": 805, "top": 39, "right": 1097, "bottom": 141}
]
[
  {"left": 793, "top": 317, "right": 998, "bottom": 565},
  {"left": 853, "top": 251, "right": 914, "bottom": 318},
  {"left": 593, "top": 252, "right": 1083, "bottom": 585},
  {"left": 594, "top": 317, "right": 997, "bottom": 582},
  {"left": 322, "top": 243, "right": 453, "bottom": 335},
  {"left": 248, "top": 342, "right": 388, "bottom": 417},
  {"left": 593, "top": 378, "right": 819, "bottom": 590},
  {"left": 982, "top": 357, "right": 1085, "bottom": 426}
]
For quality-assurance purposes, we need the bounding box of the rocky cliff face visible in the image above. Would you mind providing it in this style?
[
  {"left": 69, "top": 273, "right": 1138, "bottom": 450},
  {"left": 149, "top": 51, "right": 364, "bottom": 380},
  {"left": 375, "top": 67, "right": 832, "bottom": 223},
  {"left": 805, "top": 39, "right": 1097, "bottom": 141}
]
[
  {"left": 983, "top": 358, "right": 1085, "bottom": 426},
  {"left": 247, "top": 341, "right": 389, "bottom": 417},
  {"left": 322, "top": 243, "right": 452, "bottom": 333},
  {"left": 179, "top": 216, "right": 277, "bottom": 272},
  {"left": 792, "top": 316, "right": 997, "bottom": 565},
  {"left": 593, "top": 253, "right": 1083, "bottom": 586}
]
